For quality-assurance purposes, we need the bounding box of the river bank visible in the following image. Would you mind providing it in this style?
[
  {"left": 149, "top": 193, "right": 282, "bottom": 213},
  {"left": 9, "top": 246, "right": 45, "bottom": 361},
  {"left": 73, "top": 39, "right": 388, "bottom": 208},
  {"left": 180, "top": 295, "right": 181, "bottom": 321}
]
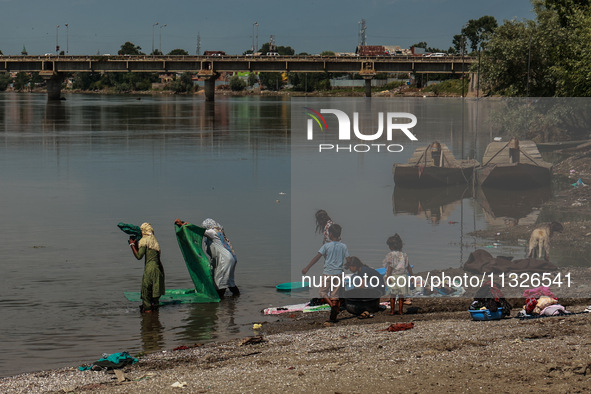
[
  {"left": 470, "top": 142, "right": 591, "bottom": 256},
  {"left": 2, "top": 300, "right": 591, "bottom": 393}
]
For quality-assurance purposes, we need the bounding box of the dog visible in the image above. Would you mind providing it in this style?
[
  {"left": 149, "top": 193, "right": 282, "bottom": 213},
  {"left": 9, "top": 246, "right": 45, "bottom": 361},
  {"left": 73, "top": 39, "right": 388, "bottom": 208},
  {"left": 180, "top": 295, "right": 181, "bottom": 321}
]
[{"left": 527, "top": 222, "right": 563, "bottom": 260}]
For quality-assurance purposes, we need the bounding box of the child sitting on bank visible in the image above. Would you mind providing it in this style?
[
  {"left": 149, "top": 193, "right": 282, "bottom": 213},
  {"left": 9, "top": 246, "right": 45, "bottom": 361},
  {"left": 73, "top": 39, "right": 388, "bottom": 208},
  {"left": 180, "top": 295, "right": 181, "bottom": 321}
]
[
  {"left": 383, "top": 234, "right": 414, "bottom": 315},
  {"left": 302, "top": 223, "right": 350, "bottom": 323}
]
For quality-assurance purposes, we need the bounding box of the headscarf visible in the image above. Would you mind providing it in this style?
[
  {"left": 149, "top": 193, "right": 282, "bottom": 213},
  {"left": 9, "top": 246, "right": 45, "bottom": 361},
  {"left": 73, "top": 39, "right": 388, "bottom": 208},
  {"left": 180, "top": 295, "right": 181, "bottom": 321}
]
[
  {"left": 138, "top": 222, "right": 160, "bottom": 252},
  {"left": 202, "top": 218, "right": 222, "bottom": 231},
  {"left": 202, "top": 218, "right": 236, "bottom": 259}
]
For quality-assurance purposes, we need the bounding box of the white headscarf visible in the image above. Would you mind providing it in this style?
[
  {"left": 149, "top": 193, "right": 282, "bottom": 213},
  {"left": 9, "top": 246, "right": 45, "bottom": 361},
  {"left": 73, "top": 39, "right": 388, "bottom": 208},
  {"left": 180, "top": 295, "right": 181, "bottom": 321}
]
[
  {"left": 138, "top": 222, "right": 161, "bottom": 252},
  {"left": 202, "top": 218, "right": 222, "bottom": 230}
]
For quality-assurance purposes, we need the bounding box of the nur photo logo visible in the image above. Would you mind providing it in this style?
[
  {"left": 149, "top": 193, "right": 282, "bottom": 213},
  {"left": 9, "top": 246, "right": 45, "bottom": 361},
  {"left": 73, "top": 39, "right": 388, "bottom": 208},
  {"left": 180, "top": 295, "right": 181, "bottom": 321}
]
[{"left": 304, "top": 108, "right": 418, "bottom": 153}]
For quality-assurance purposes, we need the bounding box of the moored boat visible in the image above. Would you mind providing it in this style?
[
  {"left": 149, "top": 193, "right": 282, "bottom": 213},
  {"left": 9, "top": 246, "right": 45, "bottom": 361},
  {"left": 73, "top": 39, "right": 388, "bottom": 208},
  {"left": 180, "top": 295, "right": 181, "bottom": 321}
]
[
  {"left": 476, "top": 139, "right": 552, "bottom": 189},
  {"left": 393, "top": 142, "right": 479, "bottom": 188}
]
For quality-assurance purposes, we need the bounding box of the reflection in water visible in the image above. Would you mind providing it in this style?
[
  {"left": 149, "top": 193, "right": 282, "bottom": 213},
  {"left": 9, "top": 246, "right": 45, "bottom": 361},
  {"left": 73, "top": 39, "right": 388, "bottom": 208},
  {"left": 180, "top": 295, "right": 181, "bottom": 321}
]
[
  {"left": 178, "top": 298, "right": 242, "bottom": 344},
  {"left": 178, "top": 302, "right": 220, "bottom": 342},
  {"left": 140, "top": 311, "right": 165, "bottom": 353},
  {"left": 44, "top": 102, "right": 67, "bottom": 127},
  {"left": 392, "top": 185, "right": 472, "bottom": 224},
  {"left": 476, "top": 186, "right": 552, "bottom": 226}
]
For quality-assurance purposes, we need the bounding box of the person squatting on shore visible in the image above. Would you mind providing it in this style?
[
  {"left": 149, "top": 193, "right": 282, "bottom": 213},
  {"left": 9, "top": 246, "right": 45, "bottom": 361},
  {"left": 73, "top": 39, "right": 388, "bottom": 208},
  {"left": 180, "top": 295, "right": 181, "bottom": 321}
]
[
  {"left": 345, "top": 256, "right": 385, "bottom": 295},
  {"left": 128, "top": 223, "right": 166, "bottom": 313},
  {"left": 302, "top": 223, "right": 351, "bottom": 322},
  {"left": 201, "top": 218, "right": 240, "bottom": 298}
]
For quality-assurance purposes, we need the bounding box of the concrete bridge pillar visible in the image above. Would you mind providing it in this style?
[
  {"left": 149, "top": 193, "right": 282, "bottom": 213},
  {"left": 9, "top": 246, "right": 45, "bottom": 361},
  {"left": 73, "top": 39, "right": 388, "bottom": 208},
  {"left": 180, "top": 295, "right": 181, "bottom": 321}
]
[
  {"left": 40, "top": 71, "right": 63, "bottom": 101},
  {"left": 364, "top": 78, "right": 372, "bottom": 98},
  {"left": 198, "top": 70, "right": 218, "bottom": 102},
  {"left": 359, "top": 62, "right": 376, "bottom": 98}
]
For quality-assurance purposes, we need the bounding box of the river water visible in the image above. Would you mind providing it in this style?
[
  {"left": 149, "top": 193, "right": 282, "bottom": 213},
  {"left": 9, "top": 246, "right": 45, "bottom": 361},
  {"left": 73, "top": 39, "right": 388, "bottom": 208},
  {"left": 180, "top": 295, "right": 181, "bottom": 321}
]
[{"left": 0, "top": 93, "right": 580, "bottom": 377}]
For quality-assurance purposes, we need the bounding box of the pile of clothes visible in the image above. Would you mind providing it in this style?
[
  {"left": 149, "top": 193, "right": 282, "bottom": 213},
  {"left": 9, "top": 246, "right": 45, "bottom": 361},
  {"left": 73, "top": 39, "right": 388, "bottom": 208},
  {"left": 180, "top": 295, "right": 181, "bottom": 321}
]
[{"left": 518, "top": 286, "right": 572, "bottom": 318}]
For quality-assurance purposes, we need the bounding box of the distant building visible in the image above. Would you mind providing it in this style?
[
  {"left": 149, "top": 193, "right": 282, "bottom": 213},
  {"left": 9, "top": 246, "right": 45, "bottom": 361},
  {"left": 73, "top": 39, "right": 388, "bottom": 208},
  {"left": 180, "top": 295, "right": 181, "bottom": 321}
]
[
  {"left": 384, "top": 46, "right": 411, "bottom": 56},
  {"left": 21, "top": 45, "right": 28, "bottom": 56},
  {"left": 355, "top": 45, "right": 412, "bottom": 56},
  {"left": 356, "top": 45, "right": 389, "bottom": 56}
]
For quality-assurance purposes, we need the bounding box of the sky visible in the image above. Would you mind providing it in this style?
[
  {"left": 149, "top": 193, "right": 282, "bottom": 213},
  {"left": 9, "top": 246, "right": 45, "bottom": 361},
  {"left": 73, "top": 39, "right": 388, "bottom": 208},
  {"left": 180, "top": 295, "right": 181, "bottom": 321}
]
[{"left": 1, "top": 0, "right": 536, "bottom": 56}]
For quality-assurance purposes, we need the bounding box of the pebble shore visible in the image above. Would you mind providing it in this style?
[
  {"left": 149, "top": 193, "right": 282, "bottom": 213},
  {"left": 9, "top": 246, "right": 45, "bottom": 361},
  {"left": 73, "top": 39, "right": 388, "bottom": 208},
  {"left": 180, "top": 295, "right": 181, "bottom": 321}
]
[{"left": 2, "top": 304, "right": 591, "bottom": 393}]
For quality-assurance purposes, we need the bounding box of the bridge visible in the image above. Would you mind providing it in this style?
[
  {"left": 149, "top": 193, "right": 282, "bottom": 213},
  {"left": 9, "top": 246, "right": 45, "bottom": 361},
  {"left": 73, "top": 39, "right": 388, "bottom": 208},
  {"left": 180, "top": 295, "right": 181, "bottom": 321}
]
[{"left": 0, "top": 55, "right": 475, "bottom": 101}]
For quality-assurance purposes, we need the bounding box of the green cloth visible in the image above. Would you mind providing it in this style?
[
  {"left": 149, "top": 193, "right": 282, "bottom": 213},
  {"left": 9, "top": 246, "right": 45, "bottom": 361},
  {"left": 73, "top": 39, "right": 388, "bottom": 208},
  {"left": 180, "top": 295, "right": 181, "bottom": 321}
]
[
  {"left": 175, "top": 222, "right": 220, "bottom": 303},
  {"left": 117, "top": 222, "right": 142, "bottom": 241},
  {"left": 134, "top": 246, "right": 165, "bottom": 310}
]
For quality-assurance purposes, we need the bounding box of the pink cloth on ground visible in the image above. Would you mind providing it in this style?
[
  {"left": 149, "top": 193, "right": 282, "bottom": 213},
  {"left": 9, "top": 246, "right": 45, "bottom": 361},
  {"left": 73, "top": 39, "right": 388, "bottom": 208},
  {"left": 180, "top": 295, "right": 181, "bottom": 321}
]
[{"left": 522, "top": 286, "right": 556, "bottom": 300}]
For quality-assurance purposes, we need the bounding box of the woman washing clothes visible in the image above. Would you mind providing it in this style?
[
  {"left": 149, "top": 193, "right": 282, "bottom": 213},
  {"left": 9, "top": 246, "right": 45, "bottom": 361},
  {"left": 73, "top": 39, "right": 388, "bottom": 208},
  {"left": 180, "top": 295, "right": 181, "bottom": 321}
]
[
  {"left": 201, "top": 218, "right": 239, "bottom": 298},
  {"left": 128, "top": 223, "right": 165, "bottom": 313}
]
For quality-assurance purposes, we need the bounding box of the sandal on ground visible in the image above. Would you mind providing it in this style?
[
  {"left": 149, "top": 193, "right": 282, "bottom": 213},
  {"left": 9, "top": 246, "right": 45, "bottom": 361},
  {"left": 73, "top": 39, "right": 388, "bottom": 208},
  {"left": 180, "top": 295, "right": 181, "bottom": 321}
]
[
  {"left": 358, "top": 311, "right": 374, "bottom": 319},
  {"left": 403, "top": 299, "right": 412, "bottom": 305}
]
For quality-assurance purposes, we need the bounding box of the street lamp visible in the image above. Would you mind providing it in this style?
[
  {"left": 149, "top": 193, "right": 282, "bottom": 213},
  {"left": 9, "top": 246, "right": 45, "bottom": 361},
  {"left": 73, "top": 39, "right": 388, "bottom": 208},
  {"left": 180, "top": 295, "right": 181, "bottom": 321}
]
[
  {"left": 152, "top": 22, "right": 159, "bottom": 55},
  {"left": 256, "top": 23, "right": 259, "bottom": 54},
  {"left": 159, "top": 24, "right": 167, "bottom": 54},
  {"left": 65, "top": 24, "right": 69, "bottom": 54},
  {"left": 56, "top": 25, "right": 60, "bottom": 54},
  {"left": 252, "top": 22, "right": 258, "bottom": 53}
]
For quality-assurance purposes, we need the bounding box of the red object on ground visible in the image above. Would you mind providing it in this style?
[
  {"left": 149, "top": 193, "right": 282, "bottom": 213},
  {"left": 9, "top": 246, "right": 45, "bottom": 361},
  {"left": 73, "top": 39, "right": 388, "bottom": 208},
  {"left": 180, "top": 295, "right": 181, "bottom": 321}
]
[{"left": 379, "top": 322, "right": 415, "bottom": 332}]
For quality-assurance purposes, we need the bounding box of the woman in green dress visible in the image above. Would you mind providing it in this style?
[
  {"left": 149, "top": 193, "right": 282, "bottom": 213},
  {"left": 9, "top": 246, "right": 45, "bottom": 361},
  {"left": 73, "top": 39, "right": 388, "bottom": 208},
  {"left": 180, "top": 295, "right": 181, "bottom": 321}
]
[{"left": 128, "top": 223, "right": 165, "bottom": 313}]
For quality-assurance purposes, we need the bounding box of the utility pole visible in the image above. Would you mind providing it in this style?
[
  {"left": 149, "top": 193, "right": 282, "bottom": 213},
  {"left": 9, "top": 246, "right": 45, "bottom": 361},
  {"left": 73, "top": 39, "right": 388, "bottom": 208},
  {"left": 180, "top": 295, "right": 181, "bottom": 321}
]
[
  {"left": 252, "top": 22, "right": 258, "bottom": 52},
  {"left": 65, "top": 24, "right": 69, "bottom": 54},
  {"left": 152, "top": 22, "right": 158, "bottom": 55},
  {"left": 159, "top": 24, "right": 167, "bottom": 54},
  {"left": 56, "top": 25, "right": 60, "bottom": 54}
]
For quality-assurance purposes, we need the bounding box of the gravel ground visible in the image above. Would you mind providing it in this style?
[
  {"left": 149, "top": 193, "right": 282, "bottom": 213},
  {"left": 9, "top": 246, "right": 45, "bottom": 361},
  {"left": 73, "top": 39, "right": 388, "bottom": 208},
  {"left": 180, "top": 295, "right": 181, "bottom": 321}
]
[{"left": 2, "top": 303, "right": 591, "bottom": 393}]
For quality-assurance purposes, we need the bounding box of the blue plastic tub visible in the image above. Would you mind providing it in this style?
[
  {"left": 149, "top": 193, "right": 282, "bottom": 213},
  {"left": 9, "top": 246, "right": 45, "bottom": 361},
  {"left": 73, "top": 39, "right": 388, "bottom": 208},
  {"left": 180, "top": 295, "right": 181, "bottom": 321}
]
[
  {"left": 275, "top": 282, "right": 309, "bottom": 292},
  {"left": 469, "top": 308, "right": 504, "bottom": 321}
]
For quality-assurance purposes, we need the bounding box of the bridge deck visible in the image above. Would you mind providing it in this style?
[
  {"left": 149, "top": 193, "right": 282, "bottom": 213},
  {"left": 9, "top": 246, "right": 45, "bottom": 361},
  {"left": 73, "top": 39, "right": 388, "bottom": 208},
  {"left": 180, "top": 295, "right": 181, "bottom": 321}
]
[{"left": 1, "top": 55, "right": 474, "bottom": 74}]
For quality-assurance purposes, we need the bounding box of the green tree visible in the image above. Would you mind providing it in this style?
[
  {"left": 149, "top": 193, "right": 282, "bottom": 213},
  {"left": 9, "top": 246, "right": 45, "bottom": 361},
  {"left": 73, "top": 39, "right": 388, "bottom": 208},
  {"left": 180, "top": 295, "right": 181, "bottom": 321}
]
[
  {"left": 229, "top": 75, "right": 246, "bottom": 91},
  {"left": 259, "top": 72, "right": 283, "bottom": 90},
  {"left": 72, "top": 72, "right": 101, "bottom": 90},
  {"left": 452, "top": 34, "right": 467, "bottom": 54},
  {"left": 462, "top": 16, "right": 498, "bottom": 52},
  {"left": 247, "top": 72, "right": 258, "bottom": 87},
  {"left": 167, "top": 49, "right": 189, "bottom": 56},
  {"left": 320, "top": 51, "right": 335, "bottom": 56},
  {"left": 543, "top": 0, "right": 590, "bottom": 26},
  {"left": 0, "top": 73, "right": 11, "bottom": 91},
  {"left": 151, "top": 49, "right": 163, "bottom": 55},
  {"left": 478, "top": 0, "right": 591, "bottom": 97},
  {"left": 118, "top": 42, "right": 145, "bottom": 55},
  {"left": 13, "top": 72, "right": 30, "bottom": 91},
  {"left": 479, "top": 19, "right": 554, "bottom": 96},
  {"left": 288, "top": 72, "right": 331, "bottom": 92},
  {"left": 169, "top": 72, "right": 194, "bottom": 93}
]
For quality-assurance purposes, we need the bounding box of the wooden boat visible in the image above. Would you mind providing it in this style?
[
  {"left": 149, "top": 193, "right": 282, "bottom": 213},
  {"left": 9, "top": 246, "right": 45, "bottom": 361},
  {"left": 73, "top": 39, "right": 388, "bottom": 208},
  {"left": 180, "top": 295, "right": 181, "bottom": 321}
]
[
  {"left": 476, "top": 140, "right": 552, "bottom": 189},
  {"left": 393, "top": 142, "right": 479, "bottom": 188}
]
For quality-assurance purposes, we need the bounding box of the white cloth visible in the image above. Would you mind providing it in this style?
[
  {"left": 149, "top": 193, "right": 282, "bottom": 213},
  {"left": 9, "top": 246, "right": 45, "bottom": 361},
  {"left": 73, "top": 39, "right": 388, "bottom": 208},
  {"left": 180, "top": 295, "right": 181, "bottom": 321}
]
[{"left": 204, "top": 228, "right": 236, "bottom": 289}]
